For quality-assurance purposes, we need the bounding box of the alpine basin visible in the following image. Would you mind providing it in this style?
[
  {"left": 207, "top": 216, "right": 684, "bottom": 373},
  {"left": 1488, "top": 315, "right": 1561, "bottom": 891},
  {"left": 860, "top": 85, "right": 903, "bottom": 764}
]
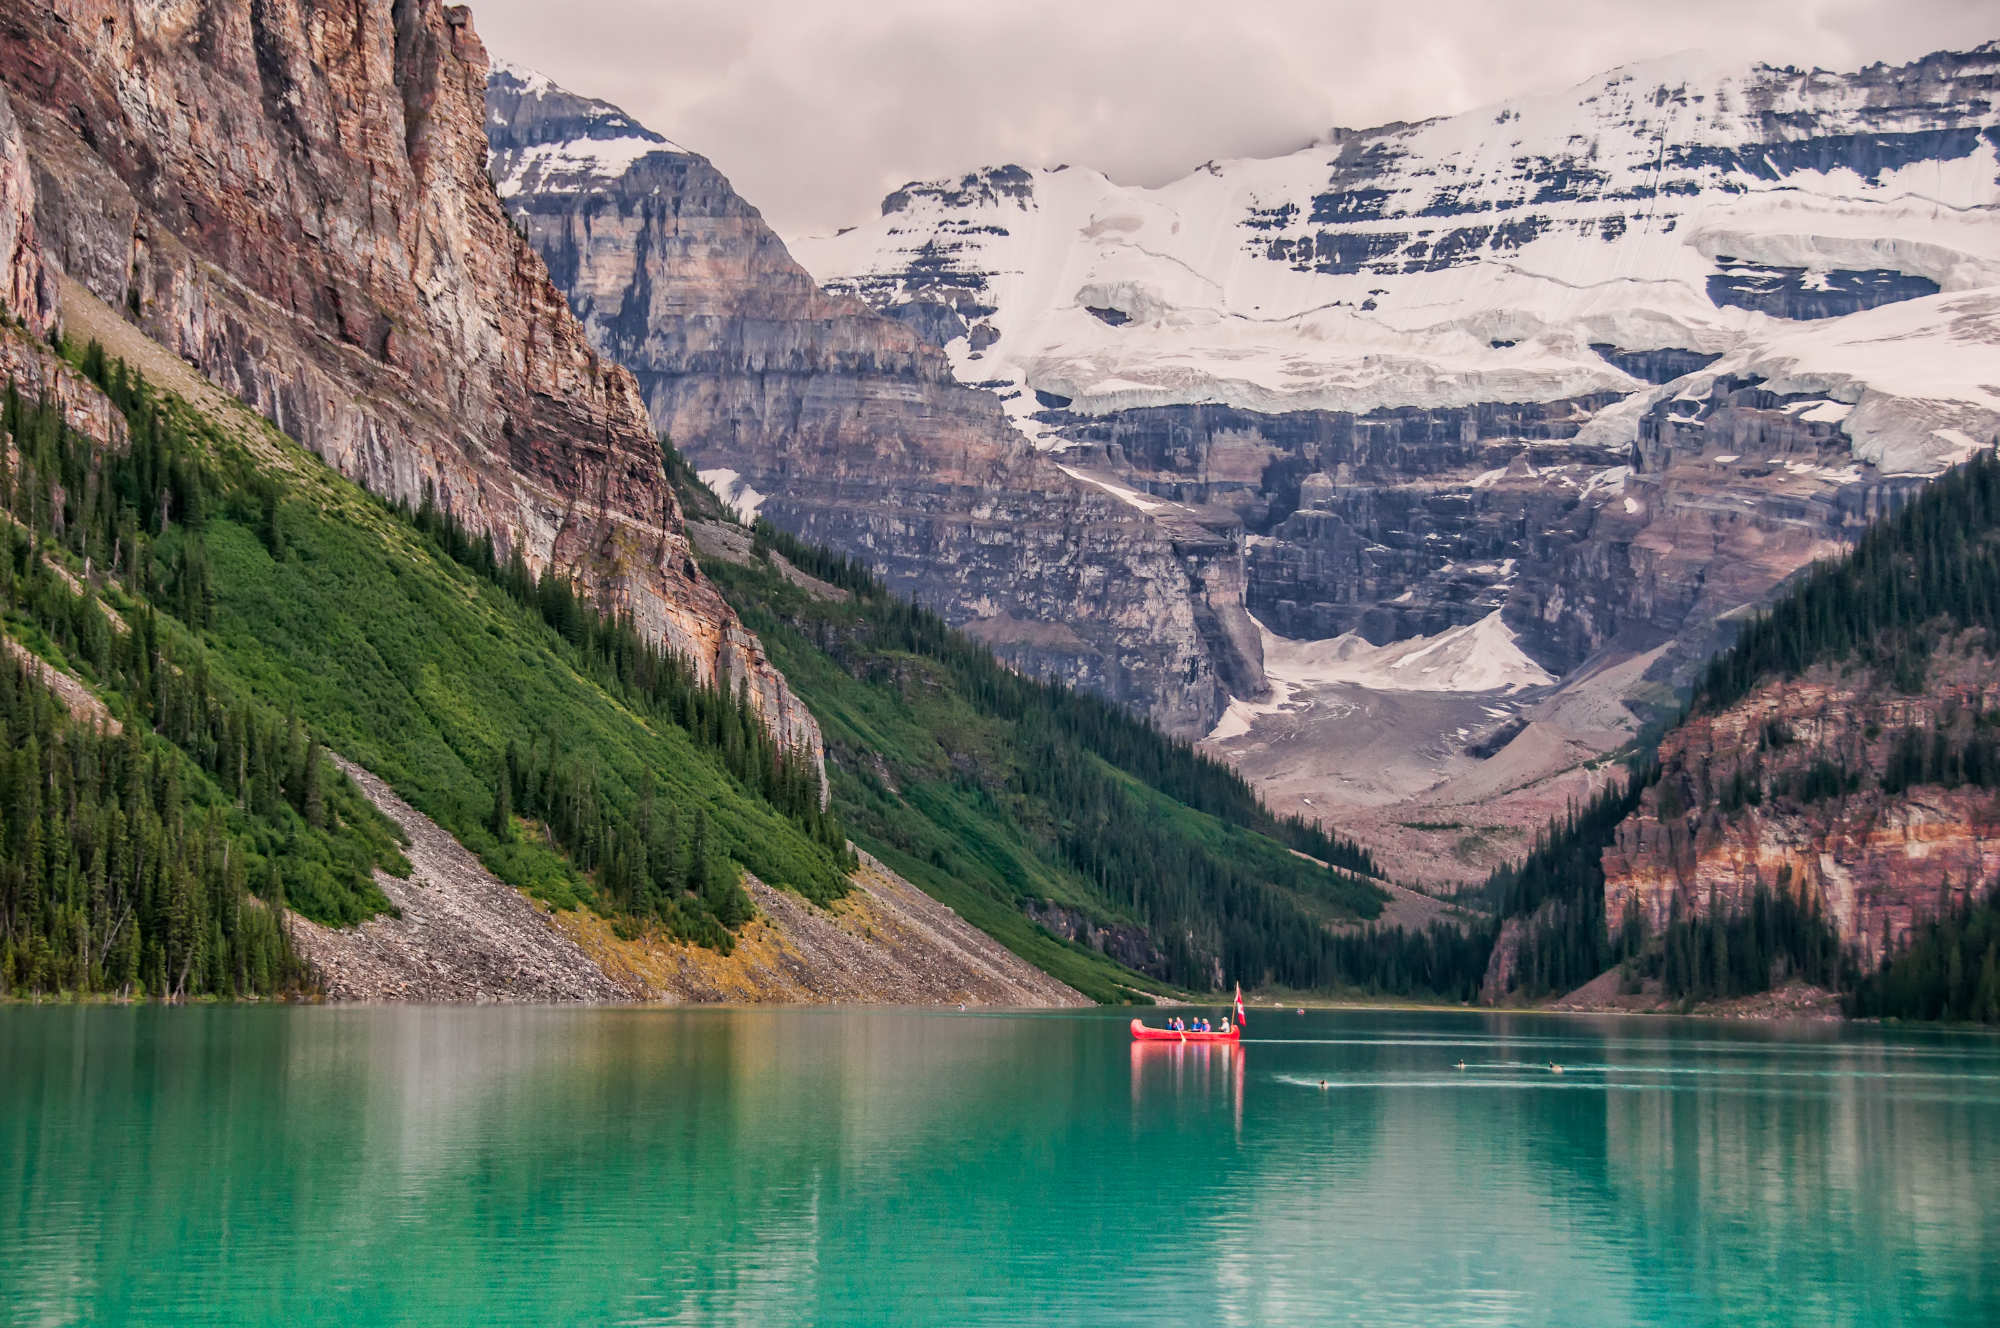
[{"left": 2, "top": 1006, "right": 1994, "bottom": 1326}]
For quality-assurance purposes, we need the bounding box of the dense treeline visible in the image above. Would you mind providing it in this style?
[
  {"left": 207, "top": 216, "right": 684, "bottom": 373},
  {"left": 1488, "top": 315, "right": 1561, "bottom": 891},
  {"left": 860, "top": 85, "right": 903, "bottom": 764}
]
[
  {"left": 1486, "top": 775, "right": 1652, "bottom": 999},
  {"left": 753, "top": 517, "right": 1380, "bottom": 877},
  {"left": 1641, "top": 885, "right": 1849, "bottom": 1001},
  {"left": 1691, "top": 451, "right": 2000, "bottom": 714},
  {"left": 0, "top": 364, "right": 427, "bottom": 996},
  {"left": 702, "top": 498, "right": 1503, "bottom": 999},
  {"left": 0, "top": 658, "right": 309, "bottom": 998},
  {"left": 402, "top": 482, "right": 850, "bottom": 946},
  {"left": 1853, "top": 895, "right": 2000, "bottom": 1023},
  {"left": 1324, "top": 922, "right": 1493, "bottom": 1004}
]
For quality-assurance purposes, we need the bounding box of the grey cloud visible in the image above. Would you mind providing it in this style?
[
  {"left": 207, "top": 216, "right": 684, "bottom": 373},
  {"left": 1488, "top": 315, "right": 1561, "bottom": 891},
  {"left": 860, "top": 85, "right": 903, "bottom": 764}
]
[{"left": 466, "top": 0, "right": 1997, "bottom": 238}]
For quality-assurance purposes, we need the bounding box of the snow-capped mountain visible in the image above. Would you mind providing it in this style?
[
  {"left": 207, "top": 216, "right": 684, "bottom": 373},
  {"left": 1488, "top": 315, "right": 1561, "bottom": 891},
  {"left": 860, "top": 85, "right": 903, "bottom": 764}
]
[
  {"left": 491, "top": 40, "right": 2000, "bottom": 809},
  {"left": 486, "top": 63, "right": 1268, "bottom": 737},
  {"left": 487, "top": 60, "right": 688, "bottom": 197},
  {"left": 793, "top": 44, "right": 2000, "bottom": 472}
]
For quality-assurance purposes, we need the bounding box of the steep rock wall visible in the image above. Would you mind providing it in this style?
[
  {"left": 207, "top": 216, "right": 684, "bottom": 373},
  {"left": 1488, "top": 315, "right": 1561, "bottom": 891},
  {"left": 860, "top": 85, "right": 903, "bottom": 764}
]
[
  {"left": 0, "top": 0, "right": 818, "bottom": 760},
  {"left": 485, "top": 68, "right": 1259, "bottom": 735},
  {"left": 1043, "top": 378, "right": 1908, "bottom": 684},
  {"left": 1602, "top": 652, "right": 2000, "bottom": 970}
]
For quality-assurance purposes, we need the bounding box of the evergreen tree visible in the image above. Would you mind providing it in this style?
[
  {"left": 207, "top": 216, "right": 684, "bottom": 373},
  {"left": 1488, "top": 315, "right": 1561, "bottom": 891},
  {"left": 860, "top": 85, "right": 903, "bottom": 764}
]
[{"left": 490, "top": 770, "right": 513, "bottom": 843}]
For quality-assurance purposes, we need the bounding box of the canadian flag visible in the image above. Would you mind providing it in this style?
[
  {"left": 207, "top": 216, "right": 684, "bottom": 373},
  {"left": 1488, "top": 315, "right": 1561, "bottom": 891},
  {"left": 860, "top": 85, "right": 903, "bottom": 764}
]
[{"left": 1234, "top": 983, "right": 1247, "bottom": 1026}]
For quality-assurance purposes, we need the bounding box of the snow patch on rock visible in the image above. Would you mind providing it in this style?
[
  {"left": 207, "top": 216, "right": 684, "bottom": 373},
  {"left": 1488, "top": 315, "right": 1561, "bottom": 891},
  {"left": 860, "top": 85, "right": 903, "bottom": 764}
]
[
  {"left": 794, "top": 43, "right": 2000, "bottom": 468},
  {"left": 1262, "top": 611, "right": 1558, "bottom": 695},
  {"left": 699, "top": 469, "right": 767, "bottom": 522}
]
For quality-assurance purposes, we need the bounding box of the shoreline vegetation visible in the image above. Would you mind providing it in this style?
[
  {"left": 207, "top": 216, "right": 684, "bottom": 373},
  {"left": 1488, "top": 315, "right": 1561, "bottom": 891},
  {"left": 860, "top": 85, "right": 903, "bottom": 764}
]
[
  {"left": 0, "top": 330, "right": 866, "bottom": 1000},
  {"left": 1479, "top": 453, "right": 2000, "bottom": 1026},
  {"left": 4, "top": 314, "right": 1997, "bottom": 1027}
]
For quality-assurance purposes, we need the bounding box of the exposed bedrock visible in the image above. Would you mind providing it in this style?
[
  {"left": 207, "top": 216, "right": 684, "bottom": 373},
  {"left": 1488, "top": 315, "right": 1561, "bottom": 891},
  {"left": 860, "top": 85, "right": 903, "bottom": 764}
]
[
  {"left": 1602, "top": 651, "right": 2000, "bottom": 971},
  {"left": 486, "top": 71, "right": 1260, "bottom": 734},
  {"left": 1040, "top": 379, "right": 1917, "bottom": 686},
  {"left": 0, "top": 0, "right": 817, "bottom": 760}
]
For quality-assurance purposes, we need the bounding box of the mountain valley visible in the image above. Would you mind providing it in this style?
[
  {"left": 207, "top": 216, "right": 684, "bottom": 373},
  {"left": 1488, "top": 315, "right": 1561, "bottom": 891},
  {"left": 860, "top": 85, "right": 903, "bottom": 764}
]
[
  {"left": 498, "top": 43, "right": 2000, "bottom": 902},
  {"left": 0, "top": 1, "right": 1995, "bottom": 1023}
]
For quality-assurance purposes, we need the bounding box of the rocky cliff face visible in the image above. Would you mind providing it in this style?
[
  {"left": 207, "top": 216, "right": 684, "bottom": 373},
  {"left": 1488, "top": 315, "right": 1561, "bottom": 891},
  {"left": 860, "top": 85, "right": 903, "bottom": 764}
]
[
  {"left": 793, "top": 41, "right": 2000, "bottom": 711},
  {"left": 0, "top": 0, "right": 817, "bottom": 760},
  {"left": 485, "top": 66, "right": 1261, "bottom": 734},
  {"left": 798, "top": 44, "right": 2000, "bottom": 464},
  {"left": 1035, "top": 372, "right": 1917, "bottom": 684},
  {"left": 1602, "top": 649, "right": 2000, "bottom": 969}
]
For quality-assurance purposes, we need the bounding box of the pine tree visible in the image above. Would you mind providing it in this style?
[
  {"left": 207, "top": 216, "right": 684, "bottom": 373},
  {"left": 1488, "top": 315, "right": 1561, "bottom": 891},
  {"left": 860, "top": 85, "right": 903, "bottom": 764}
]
[
  {"left": 302, "top": 739, "right": 325, "bottom": 828},
  {"left": 490, "top": 769, "right": 513, "bottom": 842}
]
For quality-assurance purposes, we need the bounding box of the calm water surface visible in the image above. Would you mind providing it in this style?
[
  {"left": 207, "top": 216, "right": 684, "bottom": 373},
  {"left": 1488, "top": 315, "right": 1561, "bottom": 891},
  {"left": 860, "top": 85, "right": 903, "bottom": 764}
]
[{"left": 2, "top": 1005, "right": 1996, "bottom": 1326}]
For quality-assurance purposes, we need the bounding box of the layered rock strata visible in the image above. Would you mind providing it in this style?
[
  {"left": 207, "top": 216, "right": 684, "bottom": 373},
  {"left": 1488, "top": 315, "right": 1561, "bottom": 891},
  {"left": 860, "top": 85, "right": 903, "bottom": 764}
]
[
  {"left": 1602, "top": 650, "right": 2000, "bottom": 971},
  {"left": 485, "top": 67, "right": 1260, "bottom": 734},
  {"left": 0, "top": 1, "right": 816, "bottom": 759},
  {"left": 1045, "top": 376, "right": 1909, "bottom": 684}
]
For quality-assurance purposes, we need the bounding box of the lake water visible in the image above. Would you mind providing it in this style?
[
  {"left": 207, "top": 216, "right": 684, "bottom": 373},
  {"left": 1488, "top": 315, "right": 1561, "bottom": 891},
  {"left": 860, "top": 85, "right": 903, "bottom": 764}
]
[{"left": 2, "top": 1006, "right": 1995, "bottom": 1326}]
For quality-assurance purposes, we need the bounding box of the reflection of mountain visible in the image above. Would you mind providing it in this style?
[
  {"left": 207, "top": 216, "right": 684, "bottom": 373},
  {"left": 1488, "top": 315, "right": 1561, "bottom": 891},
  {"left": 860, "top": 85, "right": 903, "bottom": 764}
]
[{"left": 9, "top": 1010, "right": 1998, "bottom": 1321}]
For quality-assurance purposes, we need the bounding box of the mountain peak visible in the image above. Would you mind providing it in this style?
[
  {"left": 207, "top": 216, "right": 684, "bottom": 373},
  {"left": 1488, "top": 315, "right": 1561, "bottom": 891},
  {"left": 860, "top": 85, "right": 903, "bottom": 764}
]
[{"left": 486, "top": 61, "right": 689, "bottom": 197}]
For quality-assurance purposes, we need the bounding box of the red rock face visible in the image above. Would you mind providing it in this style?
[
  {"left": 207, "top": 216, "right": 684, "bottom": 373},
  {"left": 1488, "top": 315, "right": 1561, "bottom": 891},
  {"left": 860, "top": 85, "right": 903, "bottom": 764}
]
[
  {"left": 1602, "top": 652, "right": 2000, "bottom": 969},
  {"left": 0, "top": 81, "right": 53, "bottom": 341},
  {"left": 0, "top": 0, "right": 819, "bottom": 763}
]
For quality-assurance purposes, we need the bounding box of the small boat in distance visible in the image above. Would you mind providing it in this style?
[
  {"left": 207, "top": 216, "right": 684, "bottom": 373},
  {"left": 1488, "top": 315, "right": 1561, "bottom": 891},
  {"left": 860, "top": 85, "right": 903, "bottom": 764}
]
[{"left": 1131, "top": 1019, "right": 1240, "bottom": 1043}]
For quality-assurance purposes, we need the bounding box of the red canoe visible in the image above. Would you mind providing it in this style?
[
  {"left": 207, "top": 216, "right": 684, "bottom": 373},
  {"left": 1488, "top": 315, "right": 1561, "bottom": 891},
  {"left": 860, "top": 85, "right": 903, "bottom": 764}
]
[{"left": 1131, "top": 1019, "right": 1240, "bottom": 1043}]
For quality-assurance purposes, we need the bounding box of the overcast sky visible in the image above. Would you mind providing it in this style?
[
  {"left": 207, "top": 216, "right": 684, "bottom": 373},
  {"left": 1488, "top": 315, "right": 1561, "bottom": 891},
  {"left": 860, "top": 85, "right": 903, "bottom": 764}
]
[{"left": 469, "top": 0, "right": 1996, "bottom": 239}]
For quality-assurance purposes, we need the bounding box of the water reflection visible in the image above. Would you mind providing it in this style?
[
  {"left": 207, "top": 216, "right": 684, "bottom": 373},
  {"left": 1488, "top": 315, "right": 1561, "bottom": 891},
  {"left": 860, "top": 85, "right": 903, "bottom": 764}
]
[
  {"left": 1, "top": 1006, "right": 1995, "bottom": 1326},
  {"left": 1130, "top": 1039, "right": 1244, "bottom": 1136}
]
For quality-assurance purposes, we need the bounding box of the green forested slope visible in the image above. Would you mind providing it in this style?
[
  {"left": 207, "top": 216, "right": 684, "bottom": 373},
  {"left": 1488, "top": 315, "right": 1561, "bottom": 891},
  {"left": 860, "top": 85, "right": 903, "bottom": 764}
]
[
  {"left": 2, "top": 324, "right": 1492, "bottom": 1004},
  {"left": 1, "top": 337, "right": 858, "bottom": 995},
  {"left": 697, "top": 511, "right": 1500, "bottom": 1003},
  {"left": 1484, "top": 451, "right": 2000, "bottom": 1020}
]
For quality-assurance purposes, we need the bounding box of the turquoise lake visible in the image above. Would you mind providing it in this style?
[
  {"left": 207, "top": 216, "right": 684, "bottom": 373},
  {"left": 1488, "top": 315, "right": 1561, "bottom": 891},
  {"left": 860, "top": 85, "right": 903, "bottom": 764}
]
[{"left": 3, "top": 1005, "right": 1996, "bottom": 1326}]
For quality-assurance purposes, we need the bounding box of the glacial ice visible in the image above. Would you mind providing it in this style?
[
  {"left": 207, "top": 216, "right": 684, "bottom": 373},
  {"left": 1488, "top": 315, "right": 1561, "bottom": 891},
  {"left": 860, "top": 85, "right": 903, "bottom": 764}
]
[{"left": 789, "top": 45, "right": 2000, "bottom": 472}]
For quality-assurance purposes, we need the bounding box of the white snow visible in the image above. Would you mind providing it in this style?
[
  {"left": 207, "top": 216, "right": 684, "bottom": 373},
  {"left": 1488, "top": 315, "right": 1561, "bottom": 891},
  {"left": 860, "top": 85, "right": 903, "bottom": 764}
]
[
  {"left": 1052, "top": 464, "right": 1166, "bottom": 512},
  {"left": 488, "top": 60, "right": 687, "bottom": 198},
  {"left": 1695, "top": 287, "right": 2000, "bottom": 472},
  {"left": 1205, "top": 610, "right": 1557, "bottom": 740},
  {"left": 1260, "top": 611, "right": 1557, "bottom": 695},
  {"left": 491, "top": 59, "right": 553, "bottom": 97},
  {"left": 493, "top": 136, "right": 685, "bottom": 197},
  {"left": 698, "top": 469, "right": 767, "bottom": 522},
  {"left": 789, "top": 45, "right": 2000, "bottom": 468}
]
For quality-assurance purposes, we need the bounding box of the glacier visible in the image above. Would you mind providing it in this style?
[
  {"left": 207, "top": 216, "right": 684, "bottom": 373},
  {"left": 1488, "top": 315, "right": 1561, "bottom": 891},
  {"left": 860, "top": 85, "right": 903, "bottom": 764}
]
[{"left": 791, "top": 44, "right": 2000, "bottom": 474}]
